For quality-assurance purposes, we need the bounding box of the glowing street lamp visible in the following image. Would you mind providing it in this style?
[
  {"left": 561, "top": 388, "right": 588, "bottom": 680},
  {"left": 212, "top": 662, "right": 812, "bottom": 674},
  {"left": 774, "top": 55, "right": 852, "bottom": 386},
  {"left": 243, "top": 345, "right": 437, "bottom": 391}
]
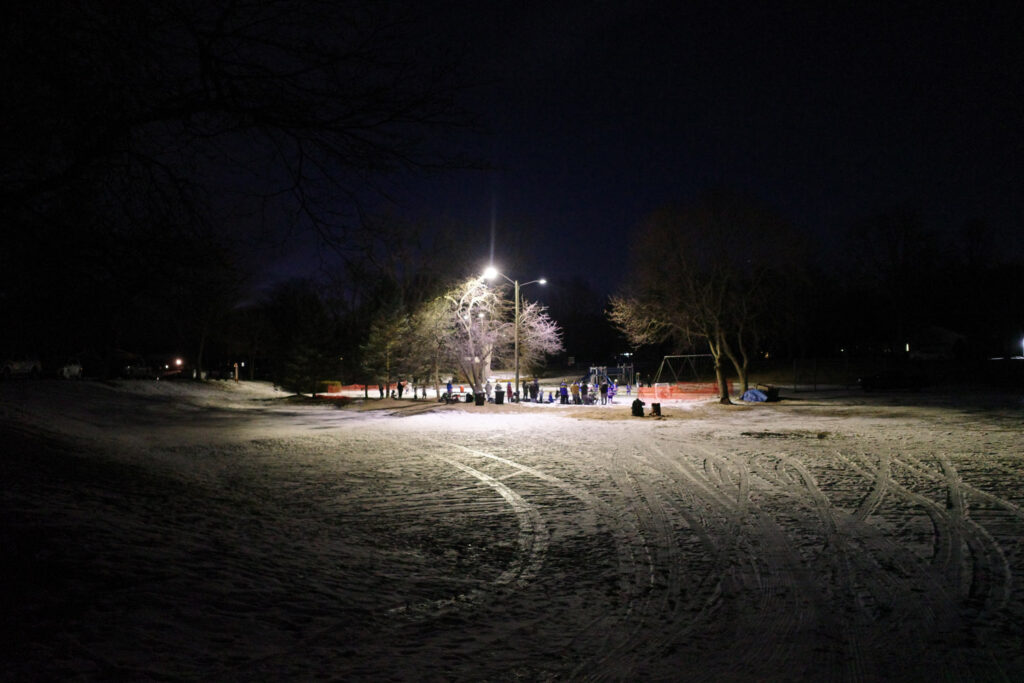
[{"left": 483, "top": 266, "right": 546, "bottom": 401}]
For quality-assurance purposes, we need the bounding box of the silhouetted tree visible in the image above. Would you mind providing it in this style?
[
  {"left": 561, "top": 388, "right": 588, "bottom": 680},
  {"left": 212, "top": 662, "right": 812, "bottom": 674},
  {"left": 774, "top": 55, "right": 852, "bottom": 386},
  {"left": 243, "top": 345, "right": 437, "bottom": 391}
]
[
  {"left": 261, "top": 279, "right": 341, "bottom": 396},
  {"left": 542, "top": 276, "right": 624, "bottom": 364},
  {"left": 610, "top": 190, "right": 804, "bottom": 402},
  {"left": 2, "top": 1, "right": 472, "bottom": 352},
  {"left": 360, "top": 302, "right": 409, "bottom": 396},
  {"left": 843, "top": 209, "right": 939, "bottom": 350}
]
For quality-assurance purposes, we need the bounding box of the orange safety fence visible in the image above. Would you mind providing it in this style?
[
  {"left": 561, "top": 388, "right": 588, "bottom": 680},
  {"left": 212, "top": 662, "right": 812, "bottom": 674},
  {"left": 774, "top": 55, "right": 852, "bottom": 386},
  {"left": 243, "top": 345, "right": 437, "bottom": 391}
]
[
  {"left": 319, "top": 382, "right": 403, "bottom": 393},
  {"left": 637, "top": 382, "right": 730, "bottom": 400}
]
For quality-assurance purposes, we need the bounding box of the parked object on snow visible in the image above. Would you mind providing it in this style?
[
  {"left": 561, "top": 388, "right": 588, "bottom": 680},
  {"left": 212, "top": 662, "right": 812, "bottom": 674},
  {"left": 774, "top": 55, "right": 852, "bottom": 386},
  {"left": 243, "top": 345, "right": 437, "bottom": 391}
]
[
  {"left": 57, "top": 358, "right": 83, "bottom": 379},
  {"left": 1, "top": 355, "right": 42, "bottom": 378},
  {"left": 631, "top": 398, "right": 645, "bottom": 417}
]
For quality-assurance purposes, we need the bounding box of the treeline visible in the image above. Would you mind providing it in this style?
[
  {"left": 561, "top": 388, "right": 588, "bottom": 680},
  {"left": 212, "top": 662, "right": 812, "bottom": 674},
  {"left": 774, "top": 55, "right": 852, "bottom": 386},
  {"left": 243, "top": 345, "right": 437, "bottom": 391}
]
[
  {"left": 4, "top": 2, "right": 1019, "bottom": 393},
  {"left": 0, "top": 0, "right": 476, "bottom": 384},
  {"left": 611, "top": 190, "right": 1023, "bottom": 401},
  {"left": 212, "top": 268, "right": 563, "bottom": 396}
]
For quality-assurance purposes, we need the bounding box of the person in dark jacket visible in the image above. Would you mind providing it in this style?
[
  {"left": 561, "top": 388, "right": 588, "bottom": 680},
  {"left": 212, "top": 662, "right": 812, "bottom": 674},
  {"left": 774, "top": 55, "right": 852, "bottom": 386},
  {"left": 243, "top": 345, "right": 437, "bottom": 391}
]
[{"left": 632, "top": 397, "right": 645, "bottom": 417}]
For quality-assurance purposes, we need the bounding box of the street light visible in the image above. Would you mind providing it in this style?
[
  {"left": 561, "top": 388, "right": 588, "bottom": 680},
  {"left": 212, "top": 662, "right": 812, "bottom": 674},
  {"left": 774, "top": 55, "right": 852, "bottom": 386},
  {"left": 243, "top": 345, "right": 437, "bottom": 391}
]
[{"left": 483, "top": 266, "right": 546, "bottom": 401}]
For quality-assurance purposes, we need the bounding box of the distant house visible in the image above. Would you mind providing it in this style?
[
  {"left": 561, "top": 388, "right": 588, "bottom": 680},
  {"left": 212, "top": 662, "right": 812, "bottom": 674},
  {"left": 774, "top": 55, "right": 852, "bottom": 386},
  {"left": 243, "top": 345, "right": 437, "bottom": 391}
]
[{"left": 908, "top": 326, "right": 966, "bottom": 360}]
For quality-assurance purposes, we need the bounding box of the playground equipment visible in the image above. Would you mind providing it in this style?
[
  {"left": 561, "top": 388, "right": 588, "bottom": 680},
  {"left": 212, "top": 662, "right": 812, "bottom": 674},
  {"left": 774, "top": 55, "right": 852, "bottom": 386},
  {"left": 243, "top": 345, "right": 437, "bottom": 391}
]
[
  {"left": 582, "top": 363, "right": 634, "bottom": 387},
  {"left": 639, "top": 354, "right": 729, "bottom": 400}
]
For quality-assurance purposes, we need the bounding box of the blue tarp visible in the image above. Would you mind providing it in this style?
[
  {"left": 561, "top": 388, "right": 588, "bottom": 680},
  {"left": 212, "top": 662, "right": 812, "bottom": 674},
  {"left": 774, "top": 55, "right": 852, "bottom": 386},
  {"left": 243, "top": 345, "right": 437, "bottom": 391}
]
[{"left": 742, "top": 388, "right": 768, "bottom": 402}]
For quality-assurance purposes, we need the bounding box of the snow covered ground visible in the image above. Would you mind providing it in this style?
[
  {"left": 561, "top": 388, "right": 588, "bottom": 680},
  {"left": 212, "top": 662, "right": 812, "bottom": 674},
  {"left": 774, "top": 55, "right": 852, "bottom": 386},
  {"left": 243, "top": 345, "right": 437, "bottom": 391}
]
[{"left": 2, "top": 379, "right": 1023, "bottom": 680}]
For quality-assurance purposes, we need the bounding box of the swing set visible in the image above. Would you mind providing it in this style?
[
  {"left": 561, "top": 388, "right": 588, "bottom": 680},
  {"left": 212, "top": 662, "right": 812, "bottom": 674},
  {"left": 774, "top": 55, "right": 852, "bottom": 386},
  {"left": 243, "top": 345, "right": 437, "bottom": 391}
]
[{"left": 638, "top": 354, "right": 730, "bottom": 400}]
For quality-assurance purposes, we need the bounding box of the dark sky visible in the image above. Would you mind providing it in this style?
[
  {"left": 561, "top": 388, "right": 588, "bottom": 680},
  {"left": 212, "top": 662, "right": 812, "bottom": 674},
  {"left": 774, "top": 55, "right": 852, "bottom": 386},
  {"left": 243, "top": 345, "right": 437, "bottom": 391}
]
[{"left": 377, "top": 1, "right": 1022, "bottom": 289}]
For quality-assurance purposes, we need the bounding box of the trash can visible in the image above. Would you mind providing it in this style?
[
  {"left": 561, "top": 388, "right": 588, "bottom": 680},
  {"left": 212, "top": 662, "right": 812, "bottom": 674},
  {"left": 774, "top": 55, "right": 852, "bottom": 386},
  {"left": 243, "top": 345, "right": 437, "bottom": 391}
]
[
  {"left": 495, "top": 391, "right": 504, "bottom": 405},
  {"left": 651, "top": 402, "right": 662, "bottom": 417},
  {"left": 474, "top": 392, "right": 485, "bottom": 406},
  {"left": 466, "top": 393, "right": 474, "bottom": 403}
]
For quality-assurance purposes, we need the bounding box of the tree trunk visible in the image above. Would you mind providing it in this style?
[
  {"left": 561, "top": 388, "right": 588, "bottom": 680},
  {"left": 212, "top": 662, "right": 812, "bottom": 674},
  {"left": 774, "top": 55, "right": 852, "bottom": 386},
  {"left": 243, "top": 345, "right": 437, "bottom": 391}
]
[
  {"left": 721, "top": 335, "right": 749, "bottom": 394},
  {"left": 432, "top": 353, "right": 441, "bottom": 399},
  {"left": 709, "top": 335, "right": 732, "bottom": 404}
]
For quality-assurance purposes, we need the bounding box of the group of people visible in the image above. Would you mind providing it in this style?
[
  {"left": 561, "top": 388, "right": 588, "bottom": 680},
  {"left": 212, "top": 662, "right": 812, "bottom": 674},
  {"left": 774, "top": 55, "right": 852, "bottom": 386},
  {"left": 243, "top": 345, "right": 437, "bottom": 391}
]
[
  {"left": 475, "top": 377, "right": 622, "bottom": 405},
  {"left": 381, "top": 376, "right": 630, "bottom": 406},
  {"left": 378, "top": 377, "right": 430, "bottom": 400},
  {"left": 555, "top": 378, "right": 618, "bottom": 405}
]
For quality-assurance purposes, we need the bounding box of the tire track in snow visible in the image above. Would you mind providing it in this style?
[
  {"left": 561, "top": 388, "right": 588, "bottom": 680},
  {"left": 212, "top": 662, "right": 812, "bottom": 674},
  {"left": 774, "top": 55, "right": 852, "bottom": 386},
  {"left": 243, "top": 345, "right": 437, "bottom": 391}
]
[
  {"left": 828, "top": 449, "right": 994, "bottom": 666},
  {"left": 440, "top": 437, "right": 666, "bottom": 681},
  {"left": 841, "top": 448, "right": 1015, "bottom": 618},
  {"left": 378, "top": 428, "right": 661, "bottom": 673},
  {"left": 755, "top": 452, "right": 936, "bottom": 677},
  {"left": 380, "top": 441, "right": 550, "bottom": 618},
  {"left": 699, "top": 446, "right": 834, "bottom": 679},
  {"left": 895, "top": 450, "right": 1015, "bottom": 614},
  {"left": 435, "top": 455, "right": 549, "bottom": 589},
  {"left": 633, "top": 436, "right": 829, "bottom": 679},
  {"left": 853, "top": 449, "right": 890, "bottom": 522}
]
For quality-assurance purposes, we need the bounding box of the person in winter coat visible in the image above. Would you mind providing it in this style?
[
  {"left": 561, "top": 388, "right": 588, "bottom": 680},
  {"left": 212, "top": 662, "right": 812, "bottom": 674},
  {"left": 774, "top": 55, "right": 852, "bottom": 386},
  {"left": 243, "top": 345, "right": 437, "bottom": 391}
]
[
  {"left": 600, "top": 380, "right": 609, "bottom": 405},
  {"left": 570, "top": 382, "right": 580, "bottom": 404},
  {"left": 485, "top": 380, "right": 493, "bottom": 402},
  {"left": 580, "top": 381, "right": 589, "bottom": 404},
  {"left": 608, "top": 381, "right": 617, "bottom": 404},
  {"left": 631, "top": 397, "right": 645, "bottom": 417}
]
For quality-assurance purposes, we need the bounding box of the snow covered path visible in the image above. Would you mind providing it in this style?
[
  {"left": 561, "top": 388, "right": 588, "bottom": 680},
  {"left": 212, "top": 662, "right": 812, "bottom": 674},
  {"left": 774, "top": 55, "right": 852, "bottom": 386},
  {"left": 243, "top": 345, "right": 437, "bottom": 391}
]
[{"left": 2, "top": 381, "right": 1023, "bottom": 680}]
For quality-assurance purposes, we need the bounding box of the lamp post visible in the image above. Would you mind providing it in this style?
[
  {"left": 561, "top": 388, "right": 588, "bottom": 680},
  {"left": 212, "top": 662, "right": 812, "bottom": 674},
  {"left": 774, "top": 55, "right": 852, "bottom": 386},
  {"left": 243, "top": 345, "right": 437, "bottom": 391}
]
[{"left": 483, "top": 266, "right": 546, "bottom": 401}]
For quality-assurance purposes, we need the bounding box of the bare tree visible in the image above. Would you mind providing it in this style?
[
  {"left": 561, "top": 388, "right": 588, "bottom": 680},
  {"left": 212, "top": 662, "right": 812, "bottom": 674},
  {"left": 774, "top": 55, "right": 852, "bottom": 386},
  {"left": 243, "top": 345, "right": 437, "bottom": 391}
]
[
  {"left": 4, "top": 1, "right": 471, "bottom": 227},
  {"left": 515, "top": 299, "right": 565, "bottom": 376},
  {"left": 435, "top": 277, "right": 512, "bottom": 393},
  {"left": 2, "top": 1, "right": 475, "bottom": 356},
  {"left": 610, "top": 190, "right": 804, "bottom": 402}
]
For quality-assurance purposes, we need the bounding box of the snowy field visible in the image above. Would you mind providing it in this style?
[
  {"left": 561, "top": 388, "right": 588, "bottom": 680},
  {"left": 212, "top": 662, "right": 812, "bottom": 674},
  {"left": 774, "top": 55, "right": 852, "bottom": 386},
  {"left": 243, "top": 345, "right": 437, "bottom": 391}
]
[{"left": 2, "top": 379, "right": 1023, "bottom": 681}]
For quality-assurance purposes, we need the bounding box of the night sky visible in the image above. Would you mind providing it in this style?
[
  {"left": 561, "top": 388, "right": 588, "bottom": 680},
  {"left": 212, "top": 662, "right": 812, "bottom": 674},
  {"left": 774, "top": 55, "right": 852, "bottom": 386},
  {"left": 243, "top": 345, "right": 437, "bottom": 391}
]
[{"left": 374, "top": 2, "right": 1024, "bottom": 290}]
